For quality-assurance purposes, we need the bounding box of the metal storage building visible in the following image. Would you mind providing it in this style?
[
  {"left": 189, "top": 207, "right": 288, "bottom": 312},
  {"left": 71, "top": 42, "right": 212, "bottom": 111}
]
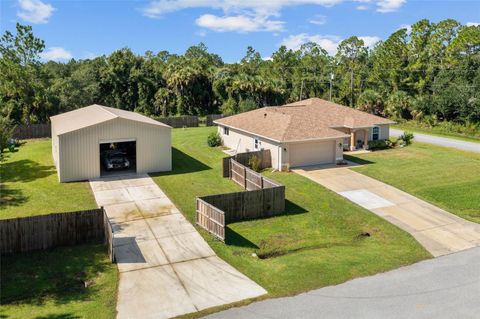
[{"left": 50, "top": 104, "right": 171, "bottom": 182}]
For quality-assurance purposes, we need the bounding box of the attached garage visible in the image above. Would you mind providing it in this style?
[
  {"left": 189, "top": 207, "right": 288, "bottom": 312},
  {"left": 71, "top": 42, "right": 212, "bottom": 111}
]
[
  {"left": 51, "top": 104, "right": 171, "bottom": 182},
  {"left": 288, "top": 140, "right": 336, "bottom": 168}
]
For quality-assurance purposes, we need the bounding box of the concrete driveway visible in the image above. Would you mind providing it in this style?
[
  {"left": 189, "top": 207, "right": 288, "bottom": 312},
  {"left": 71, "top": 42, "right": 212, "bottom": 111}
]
[
  {"left": 90, "top": 174, "right": 266, "bottom": 319},
  {"left": 390, "top": 128, "right": 480, "bottom": 153},
  {"left": 204, "top": 247, "right": 480, "bottom": 319},
  {"left": 293, "top": 166, "right": 480, "bottom": 257}
]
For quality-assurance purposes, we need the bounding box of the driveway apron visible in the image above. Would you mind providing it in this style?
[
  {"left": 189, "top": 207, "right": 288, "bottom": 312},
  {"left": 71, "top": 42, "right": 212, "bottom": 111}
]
[
  {"left": 293, "top": 166, "right": 480, "bottom": 257},
  {"left": 90, "top": 174, "right": 266, "bottom": 319}
]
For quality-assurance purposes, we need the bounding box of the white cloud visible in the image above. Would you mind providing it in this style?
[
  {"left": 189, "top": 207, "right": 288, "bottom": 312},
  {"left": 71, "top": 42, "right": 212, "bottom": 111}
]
[
  {"left": 466, "top": 22, "right": 479, "bottom": 27},
  {"left": 142, "top": 0, "right": 343, "bottom": 18},
  {"left": 142, "top": 0, "right": 341, "bottom": 33},
  {"left": 359, "top": 36, "right": 381, "bottom": 47},
  {"left": 281, "top": 33, "right": 380, "bottom": 55},
  {"left": 281, "top": 33, "right": 342, "bottom": 55},
  {"left": 196, "top": 14, "right": 284, "bottom": 32},
  {"left": 83, "top": 52, "right": 99, "bottom": 59},
  {"left": 356, "top": 5, "right": 369, "bottom": 10},
  {"left": 17, "top": 0, "right": 55, "bottom": 24},
  {"left": 309, "top": 14, "right": 327, "bottom": 25},
  {"left": 141, "top": 0, "right": 405, "bottom": 35},
  {"left": 40, "top": 47, "right": 73, "bottom": 62},
  {"left": 376, "top": 0, "right": 405, "bottom": 13}
]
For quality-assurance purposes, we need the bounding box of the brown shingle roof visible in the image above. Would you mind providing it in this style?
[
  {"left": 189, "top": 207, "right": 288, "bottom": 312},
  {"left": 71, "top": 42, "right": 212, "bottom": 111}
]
[
  {"left": 50, "top": 104, "right": 170, "bottom": 135},
  {"left": 215, "top": 98, "right": 394, "bottom": 142}
]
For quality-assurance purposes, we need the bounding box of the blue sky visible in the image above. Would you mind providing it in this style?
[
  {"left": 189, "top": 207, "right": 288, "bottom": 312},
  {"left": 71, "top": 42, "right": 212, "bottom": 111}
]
[{"left": 1, "top": 0, "right": 479, "bottom": 63}]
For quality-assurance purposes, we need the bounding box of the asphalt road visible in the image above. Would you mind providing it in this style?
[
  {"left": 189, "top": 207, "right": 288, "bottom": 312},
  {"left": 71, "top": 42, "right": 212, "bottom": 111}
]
[
  {"left": 204, "top": 247, "right": 480, "bottom": 319},
  {"left": 390, "top": 128, "right": 480, "bottom": 153}
]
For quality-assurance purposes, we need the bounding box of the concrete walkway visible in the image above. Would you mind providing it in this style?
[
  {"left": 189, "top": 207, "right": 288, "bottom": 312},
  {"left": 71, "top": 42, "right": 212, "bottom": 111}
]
[
  {"left": 390, "top": 128, "right": 480, "bottom": 153},
  {"left": 90, "top": 174, "right": 266, "bottom": 319},
  {"left": 204, "top": 247, "right": 480, "bottom": 319},
  {"left": 293, "top": 166, "right": 480, "bottom": 257}
]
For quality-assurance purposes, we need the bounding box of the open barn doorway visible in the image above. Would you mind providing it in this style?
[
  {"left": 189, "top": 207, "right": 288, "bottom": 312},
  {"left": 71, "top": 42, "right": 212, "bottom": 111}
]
[{"left": 100, "top": 140, "right": 137, "bottom": 177}]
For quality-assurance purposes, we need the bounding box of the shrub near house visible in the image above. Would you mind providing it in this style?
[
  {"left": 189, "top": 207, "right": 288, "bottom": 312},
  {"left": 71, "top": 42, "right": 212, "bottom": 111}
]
[{"left": 368, "top": 131, "right": 414, "bottom": 150}]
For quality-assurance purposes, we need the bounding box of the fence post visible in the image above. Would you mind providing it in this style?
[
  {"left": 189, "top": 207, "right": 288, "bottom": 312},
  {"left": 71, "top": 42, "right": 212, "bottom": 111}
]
[
  {"left": 261, "top": 176, "right": 264, "bottom": 189},
  {"left": 243, "top": 166, "right": 247, "bottom": 190}
]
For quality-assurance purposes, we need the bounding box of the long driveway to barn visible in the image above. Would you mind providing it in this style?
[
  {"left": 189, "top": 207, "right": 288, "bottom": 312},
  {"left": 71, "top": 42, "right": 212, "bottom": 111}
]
[{"left": 89, "top": 174, "right": 266, "bottom": 319}]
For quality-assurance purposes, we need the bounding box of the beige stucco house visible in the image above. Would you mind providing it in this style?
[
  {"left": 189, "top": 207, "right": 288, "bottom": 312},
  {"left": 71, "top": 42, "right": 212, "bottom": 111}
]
[
  {"left": 215, "top": 98, "right": 394, "bottom": 170},
  {"left": 51, "top": 104, "right": 171, "bottom": 182}
]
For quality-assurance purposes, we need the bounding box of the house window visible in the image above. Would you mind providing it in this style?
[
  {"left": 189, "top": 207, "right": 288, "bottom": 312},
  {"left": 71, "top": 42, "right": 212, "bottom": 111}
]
[
  {"left": 254, "top": 138, "right": 261, "bottom": 150},
  {"left": 223, "top": 127, "right": 229, "bottom": 135},
  {"left": 372, "top": 126, "right": 380, "bottom": 141}
]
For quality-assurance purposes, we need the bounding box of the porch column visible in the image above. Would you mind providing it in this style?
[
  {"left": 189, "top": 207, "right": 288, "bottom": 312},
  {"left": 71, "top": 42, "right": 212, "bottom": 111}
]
[
  {"left": 349, "top": 130, "right": 356, "bottom": 151},
  {"left": 363, "top": 129, "right": 369, "bottom": 150}
]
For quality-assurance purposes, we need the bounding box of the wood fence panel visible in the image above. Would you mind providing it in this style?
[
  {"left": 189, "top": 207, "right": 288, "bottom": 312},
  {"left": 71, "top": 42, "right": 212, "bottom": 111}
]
[
  {"left": 104, "top": 211, "right": 114, "bottom": 262},
  {"left": 13, "top": 124, "right": 51, "bottom": 139},
  {"left": 245, "top": 168, "right": 263, "bottom": 191},
  {"left": 231, "top": 160, "right": 246, "bottom": 188},
  {"left": 196, "top": 198, "right": 226, "bottom": 241},
  {"left": 154, "top": 115, "right": 199, "bottom": 128},
  {"left": 206, "top": 114, "right": 225, "bottom": 126},
  {"left": 0, "top": 208, "right": 106, "bottom": 255},
  {"left": 197, "top": 157, "right": 284, "bottom": 241}
]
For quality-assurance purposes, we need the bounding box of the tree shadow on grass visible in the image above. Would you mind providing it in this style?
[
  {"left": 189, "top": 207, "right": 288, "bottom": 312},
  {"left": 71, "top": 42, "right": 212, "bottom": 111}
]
[
  {"left": 35, "top": 314, "right": 80, "bottom": 319},
  {"left": 1, "top": 159, "right": 55, "bottom": 183},
  {"left": 0, "top": 184, "right": 27, "bottom": 208},
  {"left": 0, "top": 244, "right": 112, "bottom": 308},
  {"left": 150, "top": 147, "right": 210, "bottom": 177},
  {"left": 0, "top": 159, "right": 54, "bottom": 209}
]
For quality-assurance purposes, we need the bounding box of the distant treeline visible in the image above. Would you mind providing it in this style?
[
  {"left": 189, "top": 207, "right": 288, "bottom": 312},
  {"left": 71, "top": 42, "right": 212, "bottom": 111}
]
[{"left": 1, "top": 19, "right": 479, "bottom": 126}]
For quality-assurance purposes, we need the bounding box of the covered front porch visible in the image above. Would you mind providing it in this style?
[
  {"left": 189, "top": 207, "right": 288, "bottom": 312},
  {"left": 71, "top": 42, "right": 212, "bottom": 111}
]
[{"left": 343, "top": 128, "right": 373, "bottom": 151}]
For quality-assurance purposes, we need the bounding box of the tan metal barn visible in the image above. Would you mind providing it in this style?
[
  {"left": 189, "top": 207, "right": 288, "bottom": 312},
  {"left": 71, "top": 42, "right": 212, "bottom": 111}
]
[{"left": 50, "top": 104, "right": 171, "bottom": 182}]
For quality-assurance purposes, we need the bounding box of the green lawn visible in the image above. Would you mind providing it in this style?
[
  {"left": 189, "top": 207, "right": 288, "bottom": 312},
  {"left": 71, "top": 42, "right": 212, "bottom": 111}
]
[
  {"left": 151, "top": 127, "right": 430, "bottom": 299},
  {"left": 0, "top": 139, "right": 97, "bottom": 219},
  {"left": 346, "top": 143, "right": 480, "bottom": 224},
  {"left": 393, "top": 123, "right": 480, "bottom": 143},
  {"left": 0, "top": 243, "right": 118, "bottom": 319}
]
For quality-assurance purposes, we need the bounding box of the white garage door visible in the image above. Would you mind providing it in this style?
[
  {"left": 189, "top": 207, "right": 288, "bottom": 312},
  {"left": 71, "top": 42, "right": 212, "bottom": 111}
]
[{"left": 289, "top": 140, "right": 335, "bottom": 167}]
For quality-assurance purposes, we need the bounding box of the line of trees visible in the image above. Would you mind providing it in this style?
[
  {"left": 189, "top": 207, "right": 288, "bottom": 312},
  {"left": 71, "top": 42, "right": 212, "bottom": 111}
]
[{"left": 1, "top": 19, "right": 479, "bottom": 126}]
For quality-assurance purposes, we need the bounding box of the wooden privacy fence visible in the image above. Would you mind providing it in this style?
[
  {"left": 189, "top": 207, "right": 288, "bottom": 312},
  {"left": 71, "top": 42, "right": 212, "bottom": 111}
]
[
  {"left": 0, "top": 208, "right": 113, "bottom": 259},
  {"left": 196, "top": 158, "right": 285, "bottom": 241},
  {"left": 205, "top": 114, "right": 225, "bottom": 126},
  {"left": 12, "top": 113, "right": 225, "bottom": 140},
  {"left": 13, "top": 124, "right": 51, "bottom": 139},
  {"left": 154, "top": 115, "right": 199, "bottom": 128},
  {"left": 222, "top": 149, "right": 272, "bottom": 177},
  {"left": 196, "top": 199, "right": 226, "bottom": 241},
  {"left": 104, "top": 211, "right": 115, "bottom": 262}
]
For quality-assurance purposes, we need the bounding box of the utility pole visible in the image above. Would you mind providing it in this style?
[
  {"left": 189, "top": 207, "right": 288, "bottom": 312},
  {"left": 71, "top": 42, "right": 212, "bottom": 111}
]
[
  {"left": 329, "top": 72, "right": 334, "bottom": 101},
  {"left": 299, "top": 79, "right": 304, "bottom": 101},
  {"left": 350, "top": 69, "right": 354, "bottom": 107}
]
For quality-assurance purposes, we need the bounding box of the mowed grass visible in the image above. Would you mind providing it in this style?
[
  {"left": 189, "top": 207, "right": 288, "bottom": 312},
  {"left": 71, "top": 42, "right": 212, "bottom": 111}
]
[
  {"left": 392, "top": 123, "right": 480, "bottom": 143},
  {"left": 0, "top": 243, "right": 118, "bottom": 319},
  {"left": 151, "top": 127, "right": 430, "bottom": 298},
  {"left": 0, "top": 139, "right": 97, "bottom": 219},
  {"left": 346, "top": 143, "right": 480, "bottom": 223}
]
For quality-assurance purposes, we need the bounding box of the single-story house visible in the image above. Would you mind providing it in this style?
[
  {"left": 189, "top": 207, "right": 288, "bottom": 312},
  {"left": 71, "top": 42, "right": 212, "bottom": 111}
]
[
  {"left": 50, "top": 104, "right": 171, "bottom": 182},
  {"left": 214, "top": 98, "right": 394, "bottom": 170}
]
